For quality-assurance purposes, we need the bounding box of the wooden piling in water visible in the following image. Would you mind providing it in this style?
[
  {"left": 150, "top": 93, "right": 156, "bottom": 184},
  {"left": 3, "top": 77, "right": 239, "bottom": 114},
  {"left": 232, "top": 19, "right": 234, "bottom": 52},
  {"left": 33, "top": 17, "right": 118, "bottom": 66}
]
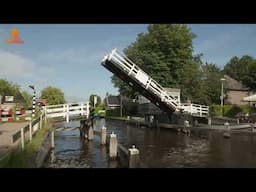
[
  {"left": 128, "top": 145, "right": 140, "bottom": 168},
  {"left": 101, "top": 126, "right": 107, "bottom": 145},
  {"left": 109, "top": 132, "right": 117, "bottom": 160},
  {"left": 88, "top": 125, "right": 94, "bottom": 141}
]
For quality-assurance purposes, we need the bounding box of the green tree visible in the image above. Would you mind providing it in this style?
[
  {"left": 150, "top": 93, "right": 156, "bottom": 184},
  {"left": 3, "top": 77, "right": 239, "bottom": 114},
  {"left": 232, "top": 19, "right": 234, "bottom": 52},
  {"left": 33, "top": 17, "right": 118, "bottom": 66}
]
[
  {"left": 0, "top": 79, "right": 26, "bottom": 105},
  {"left": 0, "top": 79, "right": 19, "bottom": 96},
  {"left": 40, "top": 86, "right": 65, "bottom": 105},
  {"left": 200, "top": 63, "right": 223, "bottom": 105},
  {"left": 223, "top": 55, "right": 253, "bottom": 82},
  {"left": 89, "top": 94, "right": 101, "bottom": 107},
  {"left": 243, "top": 60, "right": 256, "bottom": 91},
  {"left": 111, "top": 24, "right": 201, "bottom": 102},
  {"left": 21, "top": 91, "right": 32, "bottom": 109},
  {"left": 223, "top": 55, "right": 256, "bottom": 91}
]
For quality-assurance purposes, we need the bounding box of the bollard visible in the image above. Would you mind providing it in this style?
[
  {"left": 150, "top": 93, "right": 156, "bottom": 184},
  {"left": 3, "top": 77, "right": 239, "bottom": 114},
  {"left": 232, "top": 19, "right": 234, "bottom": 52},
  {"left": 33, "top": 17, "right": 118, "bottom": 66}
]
[
  {"left": 109, "top": 132, "right": 117, "bottom": 160},
  {"left": 51, "top": 131, "right": 55, "bottom": 148},
  {"left": 101, "top": 126, "right": 107, "bottom": 145},
  {"left": 208, "top": 117, "right": 211, "bottom": 125},
  {"left": 29, "top": 121, "right": 32, "bottom": 142},
  {"left": 237, "top": 118, "right": 240, "bottom": 125},
  {"left": 128, "top": 145, "right": 140, "bottom": 168},
  {"left": 223, "top": 122, "right": 230, "bottom": 138},
  {"left": 251, "top": 122, "right": 256, "bottom": 132},
  {"left": 21, "top": 127, "right": 24, "bottom": 151},
  {"left": 224, "top": 122, "right": 230, "bottom": 131},
  {"left": 88, "top": 125, "right": 94, "bottom": 141}
]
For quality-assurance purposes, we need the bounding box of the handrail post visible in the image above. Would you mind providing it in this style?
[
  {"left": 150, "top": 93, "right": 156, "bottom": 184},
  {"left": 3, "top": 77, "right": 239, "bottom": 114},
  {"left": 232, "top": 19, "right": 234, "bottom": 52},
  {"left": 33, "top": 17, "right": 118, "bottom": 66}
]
[
  {"left": 86, "top": 102, "right": 90, "bottom": 119},
  {"left": 21, "top": 127, "right": 24, "bottom": 151},
  {"left": 63, "top": 104, "right": 66, "bottom": 118},
  {"left": 29, "top": 121, "right": 32, "bottom": 142},
  {"left": 80, "top": 102, "right": 84, "bottom": 116},
  {"left": 66, "top": 104, "right": 69, "bottom": 123}
]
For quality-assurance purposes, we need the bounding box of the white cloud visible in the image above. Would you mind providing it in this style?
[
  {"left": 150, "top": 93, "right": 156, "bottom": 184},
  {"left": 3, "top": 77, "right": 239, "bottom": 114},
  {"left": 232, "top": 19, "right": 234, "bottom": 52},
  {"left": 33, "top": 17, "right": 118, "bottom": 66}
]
[
  {"left": 0, "top": 50, "right": 56, "bottom": 84},
  {"left": 0, "top": 50, "right": 36, "bottom": 78}
]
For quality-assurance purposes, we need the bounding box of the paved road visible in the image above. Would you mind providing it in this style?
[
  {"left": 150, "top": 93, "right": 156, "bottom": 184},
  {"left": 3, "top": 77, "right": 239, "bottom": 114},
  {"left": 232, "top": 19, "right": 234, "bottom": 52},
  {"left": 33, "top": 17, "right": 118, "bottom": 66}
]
[{"left": 0, "top": 122, "right": 29, "bottom": 157}]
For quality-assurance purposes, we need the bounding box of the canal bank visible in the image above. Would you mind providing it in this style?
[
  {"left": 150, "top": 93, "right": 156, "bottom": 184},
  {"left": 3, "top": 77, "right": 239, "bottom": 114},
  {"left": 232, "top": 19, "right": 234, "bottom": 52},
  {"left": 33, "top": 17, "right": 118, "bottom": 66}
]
[{"left": 0, "top": 120, "right": 53, "bottom": 168}]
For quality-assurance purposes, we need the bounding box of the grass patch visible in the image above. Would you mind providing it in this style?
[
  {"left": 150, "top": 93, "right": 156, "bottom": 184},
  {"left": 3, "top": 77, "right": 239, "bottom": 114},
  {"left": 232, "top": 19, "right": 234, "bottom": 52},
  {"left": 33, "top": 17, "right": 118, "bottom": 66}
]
[{"left": 0, "top": 120, "right": 53, "bottom": 168}]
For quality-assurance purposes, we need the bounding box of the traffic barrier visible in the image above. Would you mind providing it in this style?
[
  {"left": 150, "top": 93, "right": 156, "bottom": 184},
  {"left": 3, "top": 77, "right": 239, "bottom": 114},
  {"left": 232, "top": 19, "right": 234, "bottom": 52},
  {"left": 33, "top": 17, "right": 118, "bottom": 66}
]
[{"left": 0, "top": 109, "right": 14, "bottom": 122}]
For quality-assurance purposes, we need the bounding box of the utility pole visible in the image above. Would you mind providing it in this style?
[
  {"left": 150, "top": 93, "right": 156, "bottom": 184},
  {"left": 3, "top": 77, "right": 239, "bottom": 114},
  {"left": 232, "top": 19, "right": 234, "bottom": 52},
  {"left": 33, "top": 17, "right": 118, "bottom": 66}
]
[
  {"left": 29, "top": 85, "right": 36, "bottom": 118},
  {"left": 220, "top": 78, "right": 226, "bottom": 117}
]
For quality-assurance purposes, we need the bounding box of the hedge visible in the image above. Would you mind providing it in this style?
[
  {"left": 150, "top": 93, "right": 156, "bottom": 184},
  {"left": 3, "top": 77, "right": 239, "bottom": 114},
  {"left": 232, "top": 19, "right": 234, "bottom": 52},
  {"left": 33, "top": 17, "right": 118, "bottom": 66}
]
[{"left": 210, "top": 104, "right": 254, "bottom": 117}]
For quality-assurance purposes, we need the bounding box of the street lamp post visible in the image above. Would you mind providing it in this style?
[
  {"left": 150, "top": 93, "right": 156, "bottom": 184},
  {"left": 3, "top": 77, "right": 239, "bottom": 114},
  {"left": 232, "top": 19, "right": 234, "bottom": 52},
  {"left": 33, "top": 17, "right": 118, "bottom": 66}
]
[
  {"left": 220, "top": 78, "right": 226, "bottom": 117},
  {"left": 29, "top": 85, "right": 36, "bottom": 118}
]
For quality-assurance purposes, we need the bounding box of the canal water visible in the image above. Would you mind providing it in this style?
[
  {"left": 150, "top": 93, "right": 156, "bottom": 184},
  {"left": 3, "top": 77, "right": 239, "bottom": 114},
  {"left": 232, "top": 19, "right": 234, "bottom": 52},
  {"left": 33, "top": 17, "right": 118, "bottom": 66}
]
[{"left": 44, "top": 118, "right": 256, "bottom": 168}]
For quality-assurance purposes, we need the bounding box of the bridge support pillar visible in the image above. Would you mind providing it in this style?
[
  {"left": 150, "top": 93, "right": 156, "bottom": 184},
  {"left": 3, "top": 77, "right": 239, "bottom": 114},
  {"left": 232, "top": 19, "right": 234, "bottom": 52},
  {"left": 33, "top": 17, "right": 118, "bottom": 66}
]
[
  {"left": 128, "top": 145, "right": 140, "bottom": 168},
  {"left": 101, "top": 126, "right": 107, "bottom": 145},
  {"left": 208, "top": 117, "right": 211, "bottom": 125},
  {"left": 109, "top": 132, "right": 117, "bottom": 160},
  {"left": 88, "top": 125, "right": 94, "bottom": 141}
]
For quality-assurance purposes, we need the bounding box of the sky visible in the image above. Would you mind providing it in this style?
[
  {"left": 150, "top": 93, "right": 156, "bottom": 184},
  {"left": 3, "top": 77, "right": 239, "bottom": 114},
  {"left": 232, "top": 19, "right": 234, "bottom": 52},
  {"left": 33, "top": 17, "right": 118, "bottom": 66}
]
[{"left": 1, "top": 24, "right": 256, "bottom": 102}]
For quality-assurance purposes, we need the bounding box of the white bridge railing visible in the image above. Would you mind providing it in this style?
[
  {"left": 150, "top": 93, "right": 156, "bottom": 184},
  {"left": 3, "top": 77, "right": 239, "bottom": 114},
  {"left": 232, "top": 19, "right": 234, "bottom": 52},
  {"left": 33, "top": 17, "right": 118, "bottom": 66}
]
[
  {"left": 102, "top": 49, "right": 179, "bottom": 112},
  {"left": 102, "top": 49, "right": 209, "bottom": 117},
  {"left": 42, "top": 102, "right": 90, "bottom": 122},
  {"left": 180, "top": 103, "right": 209, "bottom": 117}
]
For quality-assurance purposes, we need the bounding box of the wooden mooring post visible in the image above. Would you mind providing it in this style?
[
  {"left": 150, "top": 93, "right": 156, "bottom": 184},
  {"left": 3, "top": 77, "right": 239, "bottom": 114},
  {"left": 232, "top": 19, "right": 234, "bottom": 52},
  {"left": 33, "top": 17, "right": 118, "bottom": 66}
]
[
  {"left": 109, "top": 132, "right": 117, "bottom": 160},
  {"left": 88, "top": 125, "right": 94, "bottom": 141},
  {"left": 128, "top": 145, "right": 140, "bottom": 168},
  {"left": 223, "top": 122, "right": 230, "bottom": 138},
  {"left": 101, "top": 126, "right": 107, "bottom": 145}
]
